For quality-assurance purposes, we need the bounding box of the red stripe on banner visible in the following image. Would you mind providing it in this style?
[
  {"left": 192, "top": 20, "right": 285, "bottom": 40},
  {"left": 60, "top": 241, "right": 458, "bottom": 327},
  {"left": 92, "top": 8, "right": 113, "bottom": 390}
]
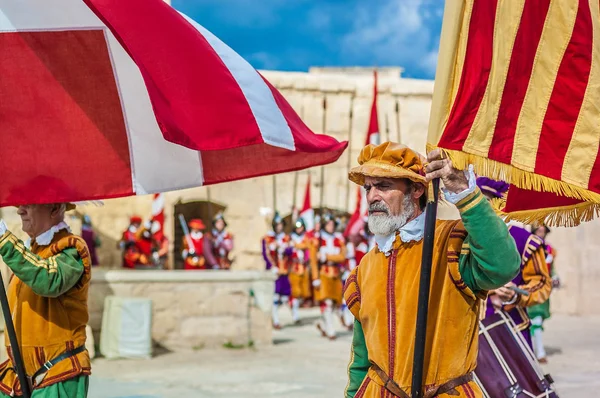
[
  {"left": 488, "top": 0, "right": 551, "bottom": 163},
  {"left": 503, "top": 185, "right": 583, "bottom": 213},
  {"left": 84, "top": 0, "right": 263, "bottom": 151},
  {"left": 0, "top": 30, "right": 133, "bottom": 206},
  {"left": 534, "top": 0, "right": 593, "bottom": 179},
  {"left": 438, "top": 0, "right": 498, "bottom": 150}
]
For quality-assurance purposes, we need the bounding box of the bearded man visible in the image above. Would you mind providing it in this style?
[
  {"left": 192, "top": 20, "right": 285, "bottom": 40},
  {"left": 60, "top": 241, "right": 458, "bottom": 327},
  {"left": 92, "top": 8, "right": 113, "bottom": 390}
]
[
  {"left": 343, "top": 142, "right": 520, "bottom": 398},
  {"left": 0, "top": 203, "right": 91, "bottom": 397}
]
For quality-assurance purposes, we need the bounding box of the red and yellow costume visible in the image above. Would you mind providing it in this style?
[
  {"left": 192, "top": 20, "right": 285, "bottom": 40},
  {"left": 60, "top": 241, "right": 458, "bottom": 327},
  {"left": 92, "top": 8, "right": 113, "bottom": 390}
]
[
  {"left": 120, "top": 215, "right": 142, "bottom": 269},
  {"left": 182, "top": 219, "right": 207, "bottom": 270},
  {"left": 289, "top": 231, "right": 311, "bottom": 299},
  {"left": 312, "top": 230, "right": 346, "bottom": 304}
]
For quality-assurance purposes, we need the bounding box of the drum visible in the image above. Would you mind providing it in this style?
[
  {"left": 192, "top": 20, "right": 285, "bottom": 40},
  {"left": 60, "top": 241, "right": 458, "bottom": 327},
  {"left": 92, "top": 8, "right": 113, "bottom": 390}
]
[{"left": 475, "top": 310, "right": 558, "bottom": 398}]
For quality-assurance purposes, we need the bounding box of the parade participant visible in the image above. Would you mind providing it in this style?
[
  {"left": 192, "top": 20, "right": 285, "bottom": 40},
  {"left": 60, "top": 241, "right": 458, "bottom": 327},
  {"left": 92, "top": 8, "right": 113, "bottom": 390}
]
[
  {"left": 208, "top": 213, "right": 234, "bottom": 270},
  {"left": 119, "top": 215, "right": 142, "bottom": 269},
  {"left": 0, "top": 203, "right": 91, "bottom": 397},
  {"left": 476, "top": 178, "right": 552, "bottom": 345},
  {"left": 312, "top": 213, "right": 346, "bottom": 340},
  {"left": 262, "top": 213, "right": 293, "bottom": 329},
  {"left": 473, "top": 178, "right": 555, "bottom": 396},
  {"left": 181, "top": 219, "right": 210, "bottom": 270},
  {"left": 81, "top": 214, "right": 101, "bottom": 266},
  {"left": 343, "top": 142, "right": 520, "bottom": 398},
  {"left": 528, "top": 223, "right": 559, "bottom": 363},
  {"left": 288, "top": 218, "right": 311, "bottom": 323}
]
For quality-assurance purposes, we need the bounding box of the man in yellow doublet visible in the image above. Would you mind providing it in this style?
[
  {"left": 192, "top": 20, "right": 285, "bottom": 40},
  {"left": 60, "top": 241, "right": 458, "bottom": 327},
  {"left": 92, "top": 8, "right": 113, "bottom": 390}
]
[{"left": 343, "top": 142, "right": 520, "bottom": 398}]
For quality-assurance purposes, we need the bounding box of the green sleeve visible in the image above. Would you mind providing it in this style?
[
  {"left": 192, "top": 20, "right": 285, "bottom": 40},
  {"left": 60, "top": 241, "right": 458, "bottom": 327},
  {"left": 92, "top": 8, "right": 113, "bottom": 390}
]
[
  {"left": 345, "top": 320, "right": 369, "bottom": 398},
  {"left": 456, "top": 189, "right": 520, "bottom": 292},
  {"left": 0, "top": 232, "right": 84, "bottom": 298}
]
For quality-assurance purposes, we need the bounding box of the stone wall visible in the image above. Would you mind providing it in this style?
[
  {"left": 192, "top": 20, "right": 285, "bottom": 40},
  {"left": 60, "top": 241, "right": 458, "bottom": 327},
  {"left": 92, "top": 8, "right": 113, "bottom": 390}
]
[{"left": 89, "top": 270, "right": 275, "bottom": 351}]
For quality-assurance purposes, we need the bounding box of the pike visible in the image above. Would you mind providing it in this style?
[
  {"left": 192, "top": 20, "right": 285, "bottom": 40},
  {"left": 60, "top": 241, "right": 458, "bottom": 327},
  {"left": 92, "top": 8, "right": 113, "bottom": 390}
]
[{"left": 178, "top": 214, "right": 196, "bottom": 256}]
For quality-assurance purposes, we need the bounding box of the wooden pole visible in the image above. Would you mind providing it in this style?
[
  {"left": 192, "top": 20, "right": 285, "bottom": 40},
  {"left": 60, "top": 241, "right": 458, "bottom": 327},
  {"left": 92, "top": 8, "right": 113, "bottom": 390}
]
[
  {"left": 272, "top": 175, "right": 277, "bottom": 213},
  {"left": 319, "top": 96, "right": 327, "bottom": 211},
  {"left": 345, "top": 94, "right": 355, "bottom": 213},
  {"left": 0, "top": 275, "right": 31, "bottom": 398},
  {"left": 411, "top": 179, "right": 440, "bottom": 398},
  {"left": 385, "top": 112, "right": 391, "bottom": 143},
  {"left": 395, "top": 99, "right": 402, "bottom": 143},
  {"left": 206, "top": 186, "right": 213, "bottom": 221}
]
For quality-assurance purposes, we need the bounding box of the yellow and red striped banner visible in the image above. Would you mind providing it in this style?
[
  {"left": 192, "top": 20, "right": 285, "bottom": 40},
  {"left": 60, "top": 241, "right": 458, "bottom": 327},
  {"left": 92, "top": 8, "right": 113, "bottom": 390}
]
[{"left": 428, "top": 0, "right": 600, "bottom": 226}]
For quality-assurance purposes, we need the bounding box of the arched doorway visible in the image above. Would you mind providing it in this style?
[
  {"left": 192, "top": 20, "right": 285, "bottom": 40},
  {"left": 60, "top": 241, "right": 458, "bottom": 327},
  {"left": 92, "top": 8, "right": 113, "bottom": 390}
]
[{"left": 172, "top": 200, "right": 226, "bottom": 269}]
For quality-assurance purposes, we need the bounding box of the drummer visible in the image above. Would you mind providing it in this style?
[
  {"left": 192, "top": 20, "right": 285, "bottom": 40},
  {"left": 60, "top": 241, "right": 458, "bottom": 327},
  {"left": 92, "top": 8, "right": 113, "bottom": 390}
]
[
  {"left": 476, "top": 178, "right": 552, "bottom": 344},
  {"left": 343, "top": 143, "right": 520, "bottom": 397}
]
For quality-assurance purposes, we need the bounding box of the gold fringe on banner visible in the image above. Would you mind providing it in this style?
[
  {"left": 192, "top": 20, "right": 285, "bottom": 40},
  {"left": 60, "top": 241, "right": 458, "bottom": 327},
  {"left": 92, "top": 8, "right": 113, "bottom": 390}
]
[{"left": 426, "top": 144, "right": 600, "bottom": 227}]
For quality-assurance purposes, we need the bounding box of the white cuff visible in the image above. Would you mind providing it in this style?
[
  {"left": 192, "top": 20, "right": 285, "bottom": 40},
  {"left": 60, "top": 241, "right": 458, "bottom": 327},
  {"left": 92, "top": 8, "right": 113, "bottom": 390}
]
[
  {"left": 442, "top": 165, "right": 477, "bottom": 204},
  {"left": 0, "top": 220, "right": 7, "bottom": 236}
]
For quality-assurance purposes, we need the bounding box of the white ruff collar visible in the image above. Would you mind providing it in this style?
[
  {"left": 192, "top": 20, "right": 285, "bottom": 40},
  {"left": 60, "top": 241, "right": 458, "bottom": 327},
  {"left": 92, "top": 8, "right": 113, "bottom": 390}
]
[
  {"left": 374, "top": 212, "right": 426, "bottom": 256},
  {"left": 25, "top": 221, "right": 71, "bottom": 248}
]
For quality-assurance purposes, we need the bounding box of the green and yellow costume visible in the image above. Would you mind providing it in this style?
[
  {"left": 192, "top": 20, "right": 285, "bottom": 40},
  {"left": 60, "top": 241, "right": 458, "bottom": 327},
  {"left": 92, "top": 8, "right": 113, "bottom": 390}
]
[
  {"left": 0, "top": 226, "right": 91, "bottom": 397},
  {"left": 344, "top": 142, "right": 521, "bottom": 398}
]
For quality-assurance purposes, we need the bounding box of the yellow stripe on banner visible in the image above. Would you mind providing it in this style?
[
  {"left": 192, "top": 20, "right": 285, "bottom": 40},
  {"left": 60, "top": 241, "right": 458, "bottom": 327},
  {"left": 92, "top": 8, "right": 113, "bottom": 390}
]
[
  {"left": 511, "top": 0, "right": 579, "bottom": 171},
  {"left": 562, "top": 0, "right": 600, "bottom": 189},
  {"left": 427, "top": 0, "right": 470, "bottom": 145},
  {"left": 463, "top": 0, "right": 526, "bottom": 157}
]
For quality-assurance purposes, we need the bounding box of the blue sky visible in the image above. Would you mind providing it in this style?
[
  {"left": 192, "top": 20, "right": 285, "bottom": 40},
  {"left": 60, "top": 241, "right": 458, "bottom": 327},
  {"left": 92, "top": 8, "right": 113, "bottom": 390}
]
[{"left": 173, "top": 0, "right": 444, "bottom": 80}]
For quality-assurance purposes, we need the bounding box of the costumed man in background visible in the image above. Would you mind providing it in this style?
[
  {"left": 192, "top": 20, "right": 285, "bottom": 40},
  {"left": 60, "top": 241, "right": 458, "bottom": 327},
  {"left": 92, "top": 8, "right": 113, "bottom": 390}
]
[
  {"left": 133, "top": 221, "right": 161, "bottom": 269},
  {"left": 119, "top": 215, "right": 142, "bottom": 269},
  {"left": 343, "top": 142, "right": 520, "bottom": 398},
  {"left": 289, "top": 218, "right": 311, "bottom": 324},
  {"left": 81, "top": 214, "right": 101, "bottom": 266},
  {"left": 528, "top": 223, "right": 559, "bottom": 364},
  {"left": 208, "top": 213, "right": 234, "bottom": 270},
  {"left": 304, "top": 215, "right": 322, "bottom": 307},
  {"left": 312, "top": 214, "right": 346, "bottom": 340},
  {"left": 477, "top": 178, "right": 553, "bottom": 345},
  {"left": 0, "top": 203, "right": 91, "bottom": 397},
  {"left": 263, "top": 213, "right": 293, "bottom": 329},
  {"left": 151, "top": 220, "right": 169, "bottom": 269},
  {"left": 181, "top": 219, "right": 211, "bottom": 270}
]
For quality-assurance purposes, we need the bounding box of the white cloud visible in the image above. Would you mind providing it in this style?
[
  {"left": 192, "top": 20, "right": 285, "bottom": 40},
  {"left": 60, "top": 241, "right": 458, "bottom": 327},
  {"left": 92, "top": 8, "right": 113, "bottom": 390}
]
[
  {"left": 247, "top": 51, "right": 282, "bottom": 70},
  {"left": 341, "top": 0, "right": 440, "bottom": 78}
]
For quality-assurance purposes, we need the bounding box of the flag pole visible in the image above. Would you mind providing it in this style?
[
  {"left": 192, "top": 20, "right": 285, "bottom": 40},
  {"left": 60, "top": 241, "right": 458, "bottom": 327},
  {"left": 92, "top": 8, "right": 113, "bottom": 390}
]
[
  {"left": 385, "top": 112, "right": 391, "bottom": 143},
  {"left": 395, "top": 100, "right": 402, "bottom": 143},
  {"left": 0, "top": 274, "right": 31, "bottom": 398},
  {"left": 272, "top": 175, "right": 277, "bottom": 214},
  {"left": 319, "top": 96, "right": 327, "bottom": 211},
  {"left": 411, "top": 178, "right": 440, "bottom": 398},
  {"left": 345, "top": 94, "right": 355, "bottom": 213}
]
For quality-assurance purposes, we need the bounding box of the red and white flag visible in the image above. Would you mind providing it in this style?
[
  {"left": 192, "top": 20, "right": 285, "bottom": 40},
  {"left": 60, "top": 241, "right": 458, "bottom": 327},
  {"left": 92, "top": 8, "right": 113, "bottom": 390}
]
[
  {"left": 299, "top": 175, "right": 314, "bottom": 232},
  {"left": 344, "top": 71, "right": 379, "bottom": 236},
  {"left": 0, "top": 0, "right": 347, "bottom": 207},
  {"left": 150, "top": 193, "right": 165, "bottom": 240}
]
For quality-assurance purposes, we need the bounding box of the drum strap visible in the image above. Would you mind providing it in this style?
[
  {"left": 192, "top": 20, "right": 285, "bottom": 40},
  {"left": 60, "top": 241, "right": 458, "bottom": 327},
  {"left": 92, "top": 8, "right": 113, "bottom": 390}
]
[{"left": 371, "top": 363, "right": 473, "bottom": 398}]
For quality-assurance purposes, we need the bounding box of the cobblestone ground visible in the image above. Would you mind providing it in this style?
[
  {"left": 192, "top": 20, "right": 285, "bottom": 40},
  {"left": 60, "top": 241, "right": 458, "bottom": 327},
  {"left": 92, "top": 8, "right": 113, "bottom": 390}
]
[{"left": 89, "top": 309, "right": 600, "bottom": 398}]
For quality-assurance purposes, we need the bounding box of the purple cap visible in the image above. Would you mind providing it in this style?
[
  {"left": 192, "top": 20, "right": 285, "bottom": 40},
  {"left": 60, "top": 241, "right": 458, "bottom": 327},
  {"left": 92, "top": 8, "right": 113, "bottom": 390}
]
[{"left": 476, "top": 177, "right": 509, "bottom": 198}]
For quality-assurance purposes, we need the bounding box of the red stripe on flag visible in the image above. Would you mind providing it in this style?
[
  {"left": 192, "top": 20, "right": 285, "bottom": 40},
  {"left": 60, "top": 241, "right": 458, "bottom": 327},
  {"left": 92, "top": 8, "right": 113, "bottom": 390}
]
[
  {"left": 0, "top": 30, "right": 133, "bottom": 206},
  {"left": 438, "top": 0, "right": 498, "bottom": 150},
  {"left": 84, "top": 0, "right": 264, "bottom": 151},
  {"left": 366, "top": 70, "right": 379, "bottom": 145},
  {"left": 488, "top": 0, "right": 551, "bottom": 163},
  {"left": 534, "top": 0, "right": 593, "bottom": 179}
]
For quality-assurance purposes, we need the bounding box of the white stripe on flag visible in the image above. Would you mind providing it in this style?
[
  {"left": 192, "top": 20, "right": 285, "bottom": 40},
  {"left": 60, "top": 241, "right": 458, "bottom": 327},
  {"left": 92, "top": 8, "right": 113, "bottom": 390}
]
[
  {"left": 178, "top": 12, "right": 296, "bottom": 151},
  {"left": 104, "top": 31, "right": 205, "bottom": 194},
  {"left": 0, "top": 0, "right": 102, "bottom": 32}
]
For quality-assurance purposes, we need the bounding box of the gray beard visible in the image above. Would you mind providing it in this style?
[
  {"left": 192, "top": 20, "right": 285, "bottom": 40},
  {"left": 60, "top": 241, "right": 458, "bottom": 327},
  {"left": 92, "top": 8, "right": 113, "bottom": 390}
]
[{"left": 367, "top": 195, "right": 416, "bottom": 237}]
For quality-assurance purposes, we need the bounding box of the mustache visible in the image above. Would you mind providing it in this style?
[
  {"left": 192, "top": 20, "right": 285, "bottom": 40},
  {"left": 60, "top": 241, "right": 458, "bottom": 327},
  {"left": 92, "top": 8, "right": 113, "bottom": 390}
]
[{"left": 368, "top": 202, "right": 389, "bottom": 215}]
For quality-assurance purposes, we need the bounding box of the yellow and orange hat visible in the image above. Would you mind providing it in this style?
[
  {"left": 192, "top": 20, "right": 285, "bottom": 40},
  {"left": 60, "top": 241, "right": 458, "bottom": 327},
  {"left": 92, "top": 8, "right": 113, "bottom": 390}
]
[{"left": 348, "top": 142, "right": 427, "bottom": 186}]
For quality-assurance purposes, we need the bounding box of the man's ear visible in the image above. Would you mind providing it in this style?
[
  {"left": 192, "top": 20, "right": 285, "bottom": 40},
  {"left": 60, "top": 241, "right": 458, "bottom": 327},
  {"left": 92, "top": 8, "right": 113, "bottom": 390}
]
[{"left": 413, "top": 183, "right": 426, "bottom": 200}]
